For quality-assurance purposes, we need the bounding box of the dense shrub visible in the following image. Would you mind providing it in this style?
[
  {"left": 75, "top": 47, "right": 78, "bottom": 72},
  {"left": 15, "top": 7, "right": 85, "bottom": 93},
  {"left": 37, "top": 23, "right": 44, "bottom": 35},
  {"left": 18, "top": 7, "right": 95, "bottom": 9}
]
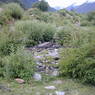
[
  {"left": 32, "top": 0, "right": 49, "bottom": 11},
  {"left": 0, "top": 8, "right": 11, "bottom": 25},
  {"left": 0, "top": 26, "right": 23, "bottom": 56},
  {"left": 26, "top": 8, "right": 52, "bottom": 22},
  {"left": 55, "top": 25, "right": 92, "bottom": 47},
  {"left": 55, "top": 27, "right": 72, "bottom": 46},
  {"left": 15, "top": 20, "right": 56, "bottom": 47},
  {"left": 80, "top": 12, "right": 95, "bottom": 26},
  {"left": 4, "top": 3, "right": 24, "bottom": 19},
  {"left": 2, "top": 49, "right": 35, "bottom": 80},
  {"left": 59, "top": 43, "right": 95, "bottom": 85},
  {"left": 0, "top": 3, "right": 24, "bottom": 25}
]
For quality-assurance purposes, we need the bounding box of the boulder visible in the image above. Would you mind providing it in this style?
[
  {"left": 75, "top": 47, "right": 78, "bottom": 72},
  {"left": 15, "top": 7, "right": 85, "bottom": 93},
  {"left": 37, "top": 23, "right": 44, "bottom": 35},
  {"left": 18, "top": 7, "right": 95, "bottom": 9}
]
[
  {"left": 37, "top": 42, "right": 53, "bottom": 48},
  {"left": 33, "top": 73, "right": 42, "bottom": 81},
  {"left": 45, "top": 86, "right": 56, "bottom": 90},
  {"left": 55, "top": 91, "right": 65, "bottom": 95},
  {"left": 15, "top": 78, "right": 25, "bottom": 84},
  {"left": 51, "top": 70, "right": 59, "bottom": 77}
]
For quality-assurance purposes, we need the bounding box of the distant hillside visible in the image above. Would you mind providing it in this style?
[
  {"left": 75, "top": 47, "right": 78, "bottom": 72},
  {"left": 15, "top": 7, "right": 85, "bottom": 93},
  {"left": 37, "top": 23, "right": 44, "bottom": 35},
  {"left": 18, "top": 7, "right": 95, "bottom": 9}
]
[
  {"left": 66, "top": 2, "right": 95, "bottom": 13},
  {"left": 76, "top": 2, "right": 95, "bottom": 13},
  {"left": 0, "top": 0, "right": 38, "bottom": 9},
  {"left": 19, "top": 0, "right": 38, "bottom": 8},
  {"left": 66, "top": 4, "right": 78, "bottom": 11}
]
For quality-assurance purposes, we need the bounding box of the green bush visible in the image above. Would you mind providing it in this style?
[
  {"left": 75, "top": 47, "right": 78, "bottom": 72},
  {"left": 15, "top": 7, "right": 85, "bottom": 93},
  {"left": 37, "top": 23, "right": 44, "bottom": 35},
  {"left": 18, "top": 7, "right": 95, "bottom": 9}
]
[
  {"left": 15, "top": 20, "right": 56, "bottom": 47},
  {"left": 55, "top": 27, "right": 72, "bottom": 46},
  {"left": 0, "top": 26, "right": 23, "bottom": 56},
  {"left": 26, "top": 8, "right": 52, "bottom": 22},
  {"left": 3, "top": 49, "right": 35, "bottom": 80},
  {"left": 55, "top": 25, "right": 92, "bottom": 47},
  {"left": 59, "top": 43, "right": 95, "bottom": 85},
  {"left": 0, "top": 3, "right": 24, "bottom": 25},
  {"left": 55, "top": 25, "right": 79, "bottom": 46},
  {"left": 0, "top": 8, "right": 11, "bottom": 25},
  {"left": 4, "top": 3, "right": 24, "bottom": 19}
]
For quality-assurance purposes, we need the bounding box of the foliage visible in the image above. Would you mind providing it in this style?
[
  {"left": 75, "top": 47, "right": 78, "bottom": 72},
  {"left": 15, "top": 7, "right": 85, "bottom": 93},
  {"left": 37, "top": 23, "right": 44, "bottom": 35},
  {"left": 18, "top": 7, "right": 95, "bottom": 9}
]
[
  {"left": 55, "top": 25, "right": 89, "bottom": 47},
  {"left": 2, "top": 49, "right": 35, "bottom": 80},
  {"left": 15, "top": 20, "right": 56, "bottom": 47},
  {"left": 0, "top": 26, "right": 23, "bottom": 56},
  {"left": 59, "top": 42, "right": 95, "bottom": 85},
  {"left": 81, "top": 12, "right": 95, "bottom": 26},
  {"left": 4, "top": 3, "right": 24, "bottom": 19},
  {"left": 32, "top": 0, "right": 49, "bottom": 11},
  {"left": 0, "top": 3, "right": 24, "bottom": 25},
  {"left": 26, "top": 8, "right": 52, "bottom": 22}
]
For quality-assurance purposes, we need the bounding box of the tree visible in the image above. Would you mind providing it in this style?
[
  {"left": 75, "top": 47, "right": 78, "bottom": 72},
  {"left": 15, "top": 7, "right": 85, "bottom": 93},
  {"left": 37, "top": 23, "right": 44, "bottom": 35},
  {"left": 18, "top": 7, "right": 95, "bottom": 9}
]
[{"left": 32, "top": 0, "right": 49, "bottom": 11}]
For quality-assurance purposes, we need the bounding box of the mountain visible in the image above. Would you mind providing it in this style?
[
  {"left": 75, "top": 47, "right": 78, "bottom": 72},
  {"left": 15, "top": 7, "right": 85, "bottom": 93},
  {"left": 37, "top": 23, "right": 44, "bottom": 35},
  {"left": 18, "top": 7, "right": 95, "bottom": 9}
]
[
  {"left": 19, "top": 0, "right": 38, "bottom": 8},
  {"left": 75, "top": 2, "right": 95, "bottom": 13},
  {"left": 66, "top": 4, "right": 78, "bottom": 11},
  {"left": 0, "top": 0, "right": 39, "bottom": 8},
  {"left": 48, "top": 7, "right": 56, "bottom": 12},
  {"left": 66, "top": 2, "right": 95, "bottom": 13}
]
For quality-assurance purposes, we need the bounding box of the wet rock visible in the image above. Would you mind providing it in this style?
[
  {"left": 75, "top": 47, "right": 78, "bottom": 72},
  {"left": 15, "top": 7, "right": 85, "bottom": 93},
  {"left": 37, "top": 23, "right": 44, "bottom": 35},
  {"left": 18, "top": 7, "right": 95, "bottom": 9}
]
[
  {"left": 45, "top": 86, "right": 56, "bottom": 90},
  {"left": 55, "top": 91, "right": 65, "bottom": 95},
  {"left": 51, "top": 70, "right": 59, "bottom": 77},
  {"left": 36, "top": 61, "right": 43, "bottom": 66},
  {"left": 0, "top": 85, "right": 11, "bottom": 92},
  {"left": 15, "top": 78, "right": 25, "bottom": 84},
  {"left": 33, "top": 73, "right": 42, "bottom": 81},
  {"left": 37, "top": 65, "right": 46, "bottom": 72},
  {"left": 37, "top": 42, "right": 53, "bottom": 48},
  {"left": 52, "top": 44, "right": 61, "bottom": 48},
  {"left": 34, "top": 55, "right": 43, "bottom": 59},
  {"left": 48, "top": 49, "right": 59, "bottom": 59}
]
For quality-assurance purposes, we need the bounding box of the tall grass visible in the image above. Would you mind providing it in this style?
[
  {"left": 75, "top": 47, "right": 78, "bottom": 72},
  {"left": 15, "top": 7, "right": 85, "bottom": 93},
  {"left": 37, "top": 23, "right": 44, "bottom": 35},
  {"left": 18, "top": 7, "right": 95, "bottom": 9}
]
[{"left": 15, "top": 20, "right": 56, "bottom": 46}]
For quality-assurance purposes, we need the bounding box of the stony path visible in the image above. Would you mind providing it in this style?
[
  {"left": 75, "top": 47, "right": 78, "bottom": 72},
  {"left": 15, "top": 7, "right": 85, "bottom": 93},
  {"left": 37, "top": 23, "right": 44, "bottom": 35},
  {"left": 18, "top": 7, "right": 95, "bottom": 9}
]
[
  {"left": 27, "top": 42, "right": 61, "bottom": 79},
  {"left": 33, "top": 48, "right": 60, "bottom": 76}
]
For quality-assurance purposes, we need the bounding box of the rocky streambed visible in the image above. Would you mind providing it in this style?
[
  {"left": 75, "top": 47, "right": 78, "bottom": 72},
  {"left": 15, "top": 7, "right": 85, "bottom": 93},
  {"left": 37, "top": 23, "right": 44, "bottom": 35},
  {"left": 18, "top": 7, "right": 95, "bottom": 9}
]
[{"left": 27, "top": 42, "right": 62, "bottom": 80}]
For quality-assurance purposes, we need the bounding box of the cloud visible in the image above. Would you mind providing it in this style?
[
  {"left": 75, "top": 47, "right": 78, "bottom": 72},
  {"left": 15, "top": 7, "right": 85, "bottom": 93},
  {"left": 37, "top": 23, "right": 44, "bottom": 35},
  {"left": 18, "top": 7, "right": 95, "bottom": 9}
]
[{"left": 46, "top": 0, "right": 95, "bottom": 8}]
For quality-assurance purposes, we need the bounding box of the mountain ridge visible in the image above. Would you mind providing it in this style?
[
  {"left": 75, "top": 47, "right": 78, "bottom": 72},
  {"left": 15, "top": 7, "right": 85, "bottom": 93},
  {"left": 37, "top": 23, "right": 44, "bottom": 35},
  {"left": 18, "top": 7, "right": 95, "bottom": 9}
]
[{"left": 66, "top": 2, "right": 95, "bottom": 13}]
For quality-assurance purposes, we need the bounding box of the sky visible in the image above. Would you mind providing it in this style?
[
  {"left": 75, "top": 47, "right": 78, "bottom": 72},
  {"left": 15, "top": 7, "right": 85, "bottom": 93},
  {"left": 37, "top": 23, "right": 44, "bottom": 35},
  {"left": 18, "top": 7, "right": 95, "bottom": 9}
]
[{"left": 45, "top": 0, "right": 95, "bottom": 9}]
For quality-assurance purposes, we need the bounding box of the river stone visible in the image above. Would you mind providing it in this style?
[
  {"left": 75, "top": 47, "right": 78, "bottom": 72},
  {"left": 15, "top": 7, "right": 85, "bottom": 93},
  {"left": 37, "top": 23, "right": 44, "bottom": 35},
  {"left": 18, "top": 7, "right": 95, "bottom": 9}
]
[
  {"left": 48, "top": 49, "right": 59, "bottom": 58},
  {"left": 51, "top": 70, "right": 59, "bottom": 76},
  {"left": 33, "top": 73, "right": 42, "bottom": 81},
  {"left": 45, "top": 86, "right": 56, "bottom": 90},
  {"left": 37, "top": 42, "right": 52, "bottom": 48},
  {"left": 15, "top": 78, "right": 25, "bottom": 84},
  {"left": 55, "top": 91, "right": 65, "bottom": 95}
]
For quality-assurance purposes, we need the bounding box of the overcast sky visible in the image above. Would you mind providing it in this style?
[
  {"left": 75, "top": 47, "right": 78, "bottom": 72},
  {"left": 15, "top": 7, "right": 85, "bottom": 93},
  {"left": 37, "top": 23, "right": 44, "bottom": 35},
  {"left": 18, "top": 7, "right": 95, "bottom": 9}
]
[{"left": 45, "top": 0, "right": 95, "bottom": 8}]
